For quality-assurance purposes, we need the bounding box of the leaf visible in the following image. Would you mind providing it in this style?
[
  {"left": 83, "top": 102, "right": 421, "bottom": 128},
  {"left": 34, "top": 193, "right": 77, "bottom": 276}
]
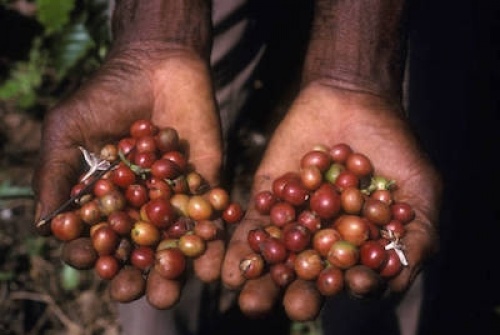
[
  {"left": 290, "top": 321, "right": 323, "bottom": 335},
  {"left": 0, "top": 38, "right": 45, "bottom": 109},
  {"left": 0, "top": 180, "right": 34, "bottom": 198},
  {"left": 0, "top": 271, "right": 15, "bottom": 281},
  {"left": 36, "top": 0, "right": 75, "bottom": 35},
  {"left": 60, "top": 263, "right": 81, "bottom": 291},
  {"left": 25, "top": 236, "right": 47, "bottom": 257},
  {"left": 53, "top": 22, "right": 95, "bottom": 79},
  {"left": 0, "top": 62, "right": 41, "bottom": 107},
  {"left": 85, "top": 0, "right": 112, "bottom": 49}
]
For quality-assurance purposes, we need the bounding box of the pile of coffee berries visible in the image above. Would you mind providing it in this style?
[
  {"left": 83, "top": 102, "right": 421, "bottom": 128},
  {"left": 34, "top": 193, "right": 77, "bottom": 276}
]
[
  {"left": 241, "top": 143, "right": 415, "bottom": 299},
  {"left": 49, "top": 119, "right": 243, "bottom": 306}
]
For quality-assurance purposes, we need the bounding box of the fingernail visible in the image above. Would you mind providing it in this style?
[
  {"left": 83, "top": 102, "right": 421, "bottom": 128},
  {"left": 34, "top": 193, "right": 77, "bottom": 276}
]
[
  {"left": 34, "top": 202, "right": 43, "bottom": 225},
  {"left": 34, "top": 202, "right": 52, "bottom": 236}
]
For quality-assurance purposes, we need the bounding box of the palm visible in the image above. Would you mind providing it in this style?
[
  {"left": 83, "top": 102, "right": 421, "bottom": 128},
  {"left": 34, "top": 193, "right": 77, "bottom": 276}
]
[
  {"left": 34, "top": 50, "right": 222, "bottom": 232},
  {"left": 223, "top": 83, "right": 442, "bottom": 317}
]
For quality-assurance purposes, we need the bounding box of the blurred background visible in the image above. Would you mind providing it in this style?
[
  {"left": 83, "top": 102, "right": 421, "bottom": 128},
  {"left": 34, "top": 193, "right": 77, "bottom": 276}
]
[{"left": 0, "top": 0, "right": 499, "bottom": 334}]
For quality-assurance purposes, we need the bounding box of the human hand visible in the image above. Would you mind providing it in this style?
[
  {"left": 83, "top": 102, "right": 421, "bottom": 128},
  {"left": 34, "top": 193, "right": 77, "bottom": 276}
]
[
  {"left": 32, "top": 44, "right": 224, "bottom": 304},
  {"left": 222, "top": 83, "right": 442, "bottom": 320}
]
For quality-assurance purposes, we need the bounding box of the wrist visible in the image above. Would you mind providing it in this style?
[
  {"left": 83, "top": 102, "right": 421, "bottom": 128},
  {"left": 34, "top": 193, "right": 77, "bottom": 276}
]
[
  {"left": 110, "top": 0, "right": 212, "bottom": 59},
  {"left": 302, "top": 0, "right": 408, "bottom": 101}
]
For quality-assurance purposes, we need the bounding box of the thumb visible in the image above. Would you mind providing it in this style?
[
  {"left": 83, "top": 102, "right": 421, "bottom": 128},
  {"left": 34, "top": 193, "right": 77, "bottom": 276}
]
[{"left": 32, "top": 120, "right": 83, "bottom": 235}]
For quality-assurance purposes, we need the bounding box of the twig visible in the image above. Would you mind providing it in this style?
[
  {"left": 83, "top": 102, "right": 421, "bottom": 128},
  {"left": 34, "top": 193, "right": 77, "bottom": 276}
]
[
  {"left": 35, "top": 160, "right": 118, "bottom": 228},
  {"left": 10, "top": 291, "right": 84, "bottom": 334},
  {"left": 27, "top": 308, "right": 50, "bottom": 335}
]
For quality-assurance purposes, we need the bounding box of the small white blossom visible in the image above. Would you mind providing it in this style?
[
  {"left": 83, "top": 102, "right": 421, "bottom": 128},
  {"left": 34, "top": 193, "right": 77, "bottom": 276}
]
[
  {"left": 383, "top": 229, "right": 408, "bottom": 266},
  {"left": 79, "top": 146, "right": 112, "bottom": 182}
]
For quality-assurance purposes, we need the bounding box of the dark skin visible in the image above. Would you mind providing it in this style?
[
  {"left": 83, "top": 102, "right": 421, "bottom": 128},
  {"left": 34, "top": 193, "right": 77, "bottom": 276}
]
[
  {"left": 33, "top": 0, "right": 223, "bottom": 300},
  {"left": 222, "top": 83, "right": 441, "bottom": 317},
  {"left": 222, "top": 1, "right": 441, "bottom": 318},
  {"left": 34, "top": 0, "right": 221, "bottom": 232},
  {"left": 33, "top": 0, "right": 442, "bottom": 321}
]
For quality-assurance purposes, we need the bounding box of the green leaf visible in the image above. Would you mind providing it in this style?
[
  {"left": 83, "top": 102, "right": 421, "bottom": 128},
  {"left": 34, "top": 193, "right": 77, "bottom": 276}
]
[
  {"left": 290, "top": 321, "right": 323, "bottom": 335},
  {"left": 53, "top": 22, "right": 95, "bottom": 79},
  {"left": 0, "top": 271, "right": 15, "bottom": 281},
  {"left": 0, "top": 63, "right": 41, "bottom": 107},
  {"left": 0, "top": 38, "right": 45, "bottom": 109},
  {"left": 25, "top": 236, "right": 47, "bottom": 257},
  {"left": 36, "top": 0, "right": 75, "bottom": 35},
  {"left": 60, "top": 263, "right": 81, "bottom": 291},
  {"left": 0, "top": 180, "right": 34, "bottom": 198},
  {"left": 0, "top": 78, "right": 24, "bottom": 100}
]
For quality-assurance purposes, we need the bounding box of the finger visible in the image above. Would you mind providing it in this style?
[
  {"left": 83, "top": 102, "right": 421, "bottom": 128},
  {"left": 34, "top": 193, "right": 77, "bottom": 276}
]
[
  {"left": 222, "top": 210, "right": 267, "bottom": 289},
  {"left": 32, "top": 113, "right": 83, "bottom": 234},
  {"left": 221, "top": 175, "right": 275, "bottom": 289},
  {"left": 146, "top": 268, "right": 182, "bottom": 309},
  {"left": 385, "top": 158, "right": 441, "bottom": 292},
  {"left": 238, "top": 273, "right": 281, "bottom": 318},
  {"left": 283, "top": 278, "right": 324, "bottom": 322},
  {"left": 109, "top": 265, "right": 147, "bottom": 303},
  {"left": 32, "top": 80, "right": 151, "bottom": 233},
  {"left": 150, "top": 59, "right": 222, "bottom": 186},
  {"left": 193, "top": 239, "right": 225, "bottom": 283},
  {"left": 221, "top": 239, "right": 253, "bottom": 289},
  {"left": 387, "top": 219, "right": 438, "bottom": 292}
]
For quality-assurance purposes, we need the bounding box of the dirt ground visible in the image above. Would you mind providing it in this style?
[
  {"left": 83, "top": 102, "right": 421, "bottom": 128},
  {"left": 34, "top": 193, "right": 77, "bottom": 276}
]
[{"left": 0, "top": 109, "right": 121, "bottom": 335}]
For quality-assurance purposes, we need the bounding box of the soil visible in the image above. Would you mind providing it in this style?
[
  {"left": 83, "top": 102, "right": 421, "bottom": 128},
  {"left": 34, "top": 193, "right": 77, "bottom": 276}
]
[{"left": 0, "top": 109, "right": 121, "bottom": 335}]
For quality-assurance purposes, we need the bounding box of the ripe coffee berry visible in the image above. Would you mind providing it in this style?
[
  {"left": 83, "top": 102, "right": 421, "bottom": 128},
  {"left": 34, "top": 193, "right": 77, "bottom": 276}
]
[
  {"left": 46, "top": 120, "right": 244, "bottom": 309},
  {"left": 243, "top": 142, "right": 415, "bottom": 308}
]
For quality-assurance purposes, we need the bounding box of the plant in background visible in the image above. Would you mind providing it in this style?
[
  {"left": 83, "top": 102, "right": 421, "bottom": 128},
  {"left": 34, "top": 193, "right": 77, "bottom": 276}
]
[
  {"left": 0, "top": 2, "right": 120, "bottom": 334},
  {"left": 0, "top": 0, "right": 110, "bottom": 112}
]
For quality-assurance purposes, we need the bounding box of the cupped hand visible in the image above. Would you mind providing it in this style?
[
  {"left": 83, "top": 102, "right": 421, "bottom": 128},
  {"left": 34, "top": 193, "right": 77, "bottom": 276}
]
[
  {"left": 222, "top": 82, "right": 442, "bottom": 320},
  {"left": 32, "top": 43, "right": 224, "bottom": 305}
]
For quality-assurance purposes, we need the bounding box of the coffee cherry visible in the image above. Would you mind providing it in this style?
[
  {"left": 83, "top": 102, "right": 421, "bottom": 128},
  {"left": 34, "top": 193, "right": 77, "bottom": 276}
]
[
  {"left": 359, "top": 240, "right": 388, "bottom": 271},
  {"left": 178, "top": 233, "right": 206, "bottom": 258},
  {"left": 270, "top": 202, "right": 296, "bottom": 227},
  {"left": 254, "top": 190, "right": 277, "bottom": 215},
  {"left": 334, "top": 215, "right": 370, "bottom": 247},
  {"left": 294, "top": 249, "right": 324, "bottom": 280},
  {"left": 312, "top": 228, "right": 342, "bottom": 257},
  {"left": 300, "top": 150, "right": 331, "bottom": 172},
  {"left": 247, "top": 228, "right": 270, "bottom": 253},
  {"left": 240, "top": 253, "right": 265, "bottom": 279},
  {"left": 50, "top": 120, "right": 244, "bottom": 309},
  {"left": 283, "top": 223, "right": 311, "bottom": 253},
  {"left": 130, "top": 119, "right": 158, "bottom": 138},
  {"left": 327, "top": 241, "right": 359, "bottom": 270},
  {"left": 260, "top": 238, "right": 288, "bottom": 265},
  {"left": 51, "top": 211, "right": 84, "bottom": 241},
  {"left": 222, "top": 202, "right": 244, "bottom": 224},
  {"left": 316, "top": 266, "right": 344, "bottom": 296},
  {"left": 270, "top": 263, "right": 296, "bottom": 287},
  {"left": 345, "top": 152, "right": 373, "bottom": 177},
  {"left": 95, "top": 255, "right": 121, "bottom": 280},
  {"left": 187, "top": 195, "right": 213, "bottom": 221},
  {"left": 238, "top": 142, "right": 416, "bottom": 305},
  {"left": 309, "top": 183, "right": 341, "bottom": 220},
  {"left": 329, "top": 143, "right": 353, "bottom": 164},
  {"left": 154, "top": 247, "right": 186, "bottom": 280},
  {"left": 92, "top": 225, "right": 120, "bottom": 256},
  {"left": 362, "top": 199, "right": 392, "bottom": 226}
]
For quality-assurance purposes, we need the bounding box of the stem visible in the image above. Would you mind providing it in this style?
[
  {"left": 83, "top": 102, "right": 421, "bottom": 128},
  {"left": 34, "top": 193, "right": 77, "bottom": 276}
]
[
  {"left": 35, "top": 161, "right": 118, "bottom": 228},
  {"left": 10, "top": 291, "right": 84, "bottom": 334}
]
